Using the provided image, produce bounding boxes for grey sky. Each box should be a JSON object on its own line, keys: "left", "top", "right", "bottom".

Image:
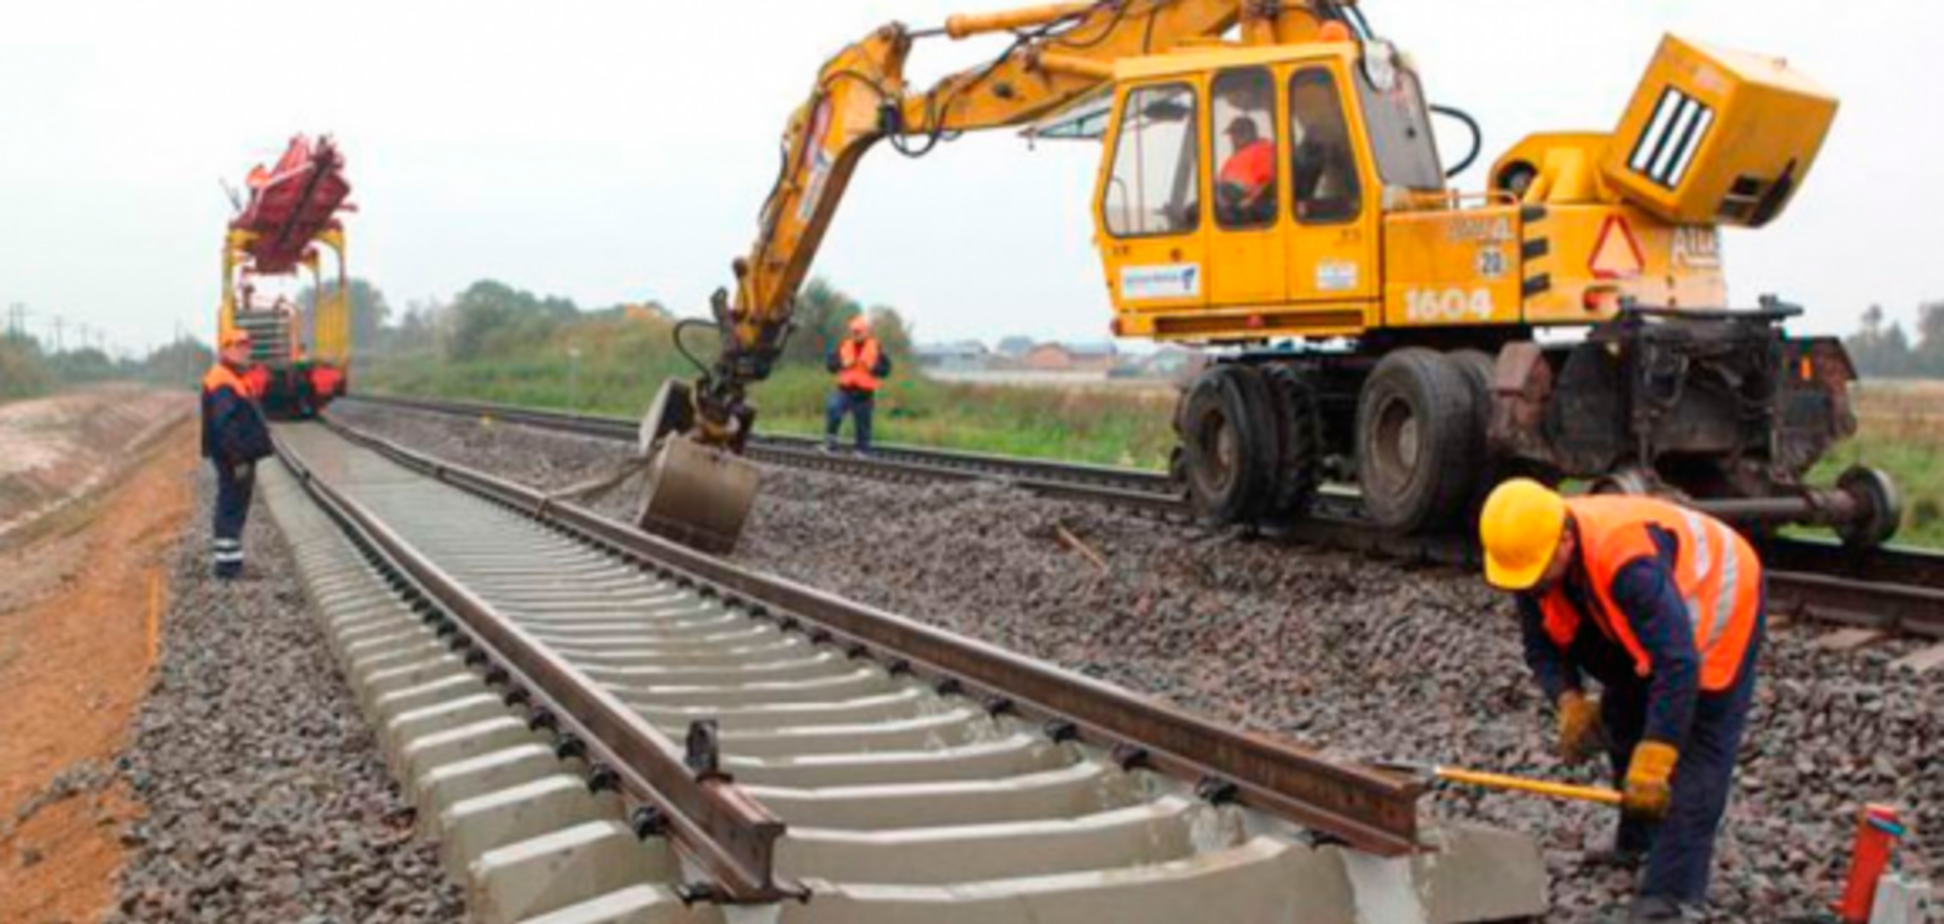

{"left": 2, "top": 1, "right": 1938, "bottom": 356}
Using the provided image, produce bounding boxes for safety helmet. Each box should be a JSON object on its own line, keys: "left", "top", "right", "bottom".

{"left": 1480, "top": 478, "right": 1568, "bottom": 591}
{"left": 848, "top": 315, "right": 871, "bottom": 336}
{"left": 220, "top": 329, "right": 253, "bottom": 348}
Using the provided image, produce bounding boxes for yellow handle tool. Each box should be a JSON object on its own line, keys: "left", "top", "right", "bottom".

{"left": 1433, "top": 766, "right": 1623, "bottom": 807}
{"left": 1376, "top": 761, "right": 1623, "bottom": 807}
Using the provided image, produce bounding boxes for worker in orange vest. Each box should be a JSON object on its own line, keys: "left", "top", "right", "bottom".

{"left": 824, "top": 314, "right": 892, "bottom": 453}
{"left": 1216, "top": 117, "right": 1276, "bottom": 226}
{"left": 1480, "top": 479, "right": 1766, "bottom": 922}
{"left": 201, "top": 329, "right": 275, "bottom": 579}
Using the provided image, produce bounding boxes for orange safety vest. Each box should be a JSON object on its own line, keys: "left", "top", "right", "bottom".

{"left": 1538, "top": 496, "right": 1763, "bottom": 692}
{"left": 202, "top": 361, "right": 260, "bottom": 401}
{"left": 1219, "top": 139, "right": 1276, "bottom": 194}
{"left": 836, "top": 337, "right": 882, "bottom": 393}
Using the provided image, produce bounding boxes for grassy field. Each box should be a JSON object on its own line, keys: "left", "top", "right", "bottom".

{"left": 360, "top": 339, "right": 1942, "bottom": 548}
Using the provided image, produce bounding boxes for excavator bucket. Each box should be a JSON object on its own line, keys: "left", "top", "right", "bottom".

{"left": 636, "top": 379, "right": 761, "bottom": 555}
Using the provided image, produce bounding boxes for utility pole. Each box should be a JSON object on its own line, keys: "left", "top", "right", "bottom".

{"left": 52, "top": 316, "right": 64, "bottom": 354}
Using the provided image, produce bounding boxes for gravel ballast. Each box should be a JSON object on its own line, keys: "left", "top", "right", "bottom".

{"left": 106, "top": 464, "right": 466, "bottom": 923}
{"left": 328, "top": 401, "right": 1941, "bottom": 922}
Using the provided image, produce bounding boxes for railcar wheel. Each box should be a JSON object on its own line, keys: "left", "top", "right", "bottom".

{"left": 1180, "top": 366, "right": 1267, "bottom": 525}
{"left": 1838, "top": 465, "right": 1902, "bottom": 550}
{"left": 1356, "top": 349, "right": 1480, "bottom": 534}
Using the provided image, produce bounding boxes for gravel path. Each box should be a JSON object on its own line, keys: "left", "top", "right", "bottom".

{"left": 105, "top": 465, "right": 466, "bottom": 923}
{"left": 329, "top": 402, "right": 1942, "bottom": 922}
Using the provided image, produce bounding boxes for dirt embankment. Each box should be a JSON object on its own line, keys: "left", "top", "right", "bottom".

{"left": 0, "top": 387, "right": 195, "bottom": 548}
{"left": 0, "top": 391, "right": 198, "bottom": 923}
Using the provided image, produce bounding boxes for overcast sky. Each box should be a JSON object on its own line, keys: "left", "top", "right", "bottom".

{"left": 2, "top": 1, "right": 1938, "bottom": 356}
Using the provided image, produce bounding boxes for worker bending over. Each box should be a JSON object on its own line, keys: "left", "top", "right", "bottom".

{"left": 201, "top": 329, "right": 275, "bottom": 579}
{"left": 824, "top": 315, "right": 891, "bottom": 453}
{"left": 1480, "top": 479, "right": 1765, "bottom": 923}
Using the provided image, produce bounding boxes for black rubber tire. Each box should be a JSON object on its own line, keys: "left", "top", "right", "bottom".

{"left": 1259, "top": 364, "right": 1323, "bottom": 522}
{"left": 1449, "top": 348, "right": 1501, "bottom": 511}
{"left": 1179, "top": 366, "right": 1267, "bottom": 525}
{"left": 1356, "top": 348, "right": 1480, "bottom": 534}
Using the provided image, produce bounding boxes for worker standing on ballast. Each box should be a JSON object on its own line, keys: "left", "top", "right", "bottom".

{"left": 201, "top": 329, "right": 275, "bottom": 580}
{"left": 1479, "top": 479, "right": 1766, "bottom": 923}
{"left": 824, "top": 314, "right": 891, "bottom": 454}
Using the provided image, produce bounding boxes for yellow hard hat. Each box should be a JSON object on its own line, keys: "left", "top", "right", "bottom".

{"left": 1480, "top": 478, "right": 1568, "bottom": 591}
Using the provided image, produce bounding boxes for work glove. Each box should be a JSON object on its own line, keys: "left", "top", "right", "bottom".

{"left": 1556, "top": 690, "right": 1604, "bottom": 766}
{"left": 1622, "top": 740, "right": 1679, "bottom": 821}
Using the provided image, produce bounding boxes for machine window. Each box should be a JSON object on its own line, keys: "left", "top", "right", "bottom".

{"left": 1211, "top": 68, "right": 1278, "bottom": 230}
{"left": 1357, "top": 65, "right": 1445, "bottom": 192}
{"left": 1103, "top": 83, "right": 1201, "bottom": 238}
{"left": 1288, "top": 69, "right": 1362, "bottom": 224}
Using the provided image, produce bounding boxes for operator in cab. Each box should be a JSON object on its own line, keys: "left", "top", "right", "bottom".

{"left": 823, "top": 314, "right": 891, "bottom": 454}
{"left": 1479, "top": 479, "right": 1765, "bottom": 923}
{"left": 201, "top": 329, "right": 275, "bottom": 580}
{"left": 1216, "top": 117, "right": 1276, "bottom": 226}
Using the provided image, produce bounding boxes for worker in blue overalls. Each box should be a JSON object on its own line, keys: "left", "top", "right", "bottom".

{"left": 200, "top": 328, "right": 274, "bottom": 579}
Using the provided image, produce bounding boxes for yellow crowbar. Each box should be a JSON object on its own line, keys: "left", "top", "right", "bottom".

{"left": 1375, "top": 760, "right": 1623, "bottom": 807}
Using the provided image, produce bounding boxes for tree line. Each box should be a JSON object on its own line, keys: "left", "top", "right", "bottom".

{"left": 1845, "top": 302, "right": 1944, "bottom": 379}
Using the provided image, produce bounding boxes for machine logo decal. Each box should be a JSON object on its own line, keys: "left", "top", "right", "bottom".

{"left": 1590, "top": 215, "right": 1646, "bottom": 280}
{"left": 1121, "top": 264, "right": 1201, "bottom": 301}
{"left": 1317, "top": 260, "right": 1360, "bottom": 292}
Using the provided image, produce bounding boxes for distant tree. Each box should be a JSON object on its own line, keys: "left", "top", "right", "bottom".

{"left": 866, "top": 305, "right": 915, "bottom": 362}
{"left": 1915, "top": 302, "right": 1944, "bottom": 377}
{"left": 139, "top": 338, "right": 215, "bottom": 388}
{"left": 782, "top": 277, "right": 863, "bottom": 367}
{"left": 0, "top": 337, "right": 53, "bottom": 399}
{"left": 1846, "top": 304, "right": 1915, "bottom": 378}
{"left": 448, "top": 280, "right": 580, "bottom": 361}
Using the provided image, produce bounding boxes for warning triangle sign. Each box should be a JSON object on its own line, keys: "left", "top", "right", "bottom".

{"left": 1590, "top": 214, "right": 1646, "bottom": 280}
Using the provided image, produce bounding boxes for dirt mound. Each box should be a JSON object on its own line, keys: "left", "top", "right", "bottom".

{"left": 0, "top": 386, "right": 194, "bottom": 546}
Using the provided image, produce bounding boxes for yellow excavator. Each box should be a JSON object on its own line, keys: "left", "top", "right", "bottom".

{"left": 638, "top": 0, "right": 1900, "bottom": 554}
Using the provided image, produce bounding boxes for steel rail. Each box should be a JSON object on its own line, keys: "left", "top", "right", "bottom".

{"left": 318, "top": 413, "right": 1429, "bottom": 856}
{"left": 274, "top": 433, "right": 798, "bottom": 902}
{"left": 337, "top": 394, "right": 1944, "bottom": 639}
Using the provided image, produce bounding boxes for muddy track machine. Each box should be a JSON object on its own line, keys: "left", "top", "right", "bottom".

{"left": 220, "top": 135, "right": 355, "bottom": 420}
{"left": 634, "top": 1, "right": 1899, "bottom": 554}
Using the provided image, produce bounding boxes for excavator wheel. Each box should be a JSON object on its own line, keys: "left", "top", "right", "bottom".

{"left": 1258, "top": 364, "right": 1323, "bottom": 523}
{"left": 1448, "top": 348, "right": 1503, "bottom": 511}
{"left": 1356, "top": 349, "right": 1480, "bottom": 535}
{"left": 1178, "top": 366, "right": 1268, "bottom": 526}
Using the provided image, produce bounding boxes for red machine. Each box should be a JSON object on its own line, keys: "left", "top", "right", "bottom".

{"left": 220, "top": 135, "right": 355, "bottom": 418}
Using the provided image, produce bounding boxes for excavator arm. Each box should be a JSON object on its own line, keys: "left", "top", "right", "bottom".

{"left": 681, "top": 0, "right": 1363, "bottom": 446}
{"left": 641, "top": 0, "right": 1364, "bottom": 553}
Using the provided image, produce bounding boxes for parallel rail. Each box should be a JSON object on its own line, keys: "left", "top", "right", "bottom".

{"left": 337, "top": 394, "right": 1944, "bottom": 642}
{"left": 282, "top": 412, "right": 1445, "bottom": 906}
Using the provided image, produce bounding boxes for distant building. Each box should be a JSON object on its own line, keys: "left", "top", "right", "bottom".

{"left": 995, "top": 336, "right": 1036, "bottom": 358}
{"left": 913, "top": 340, "right": 991, "bottom": 373}
{"left": 1023, "top": 341, "right": 1118, "bottom": 373}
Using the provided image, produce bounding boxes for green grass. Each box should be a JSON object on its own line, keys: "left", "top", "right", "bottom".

{"left": 1807, "top": 433, "right": 1944, "bottom": 549}
{"left": 359, "top": 336, "right": 1175, "bottom": 470}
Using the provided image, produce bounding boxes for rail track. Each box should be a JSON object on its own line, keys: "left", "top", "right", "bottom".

{"left": 264, "top": 417, "right": 1547, "bottom": 923}
{"left": 338, "top": 394, "right": 1944, "bottom": 651}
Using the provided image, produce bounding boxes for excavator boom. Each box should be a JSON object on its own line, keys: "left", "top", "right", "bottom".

{"left": 642, "top": 0, "right": 1363, "bottom": 551}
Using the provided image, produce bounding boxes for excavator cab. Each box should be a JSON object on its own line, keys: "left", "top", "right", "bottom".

{"left": 1096, "top": 41, "right": 1416, "bottom": 340}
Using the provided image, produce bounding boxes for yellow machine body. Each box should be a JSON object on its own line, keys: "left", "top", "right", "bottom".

{"left": 1095, "top": 35, "right": 1825, "bottom": 344}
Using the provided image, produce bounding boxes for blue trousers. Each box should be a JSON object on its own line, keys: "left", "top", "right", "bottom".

{"left": 212, "top": 460, "right": 254, "bottom": 578}
{"left": 825, "top": 389, "right": 875, "bottom": 450}
{"left": 1602, "top": 607, "right": 1764, "bottom": 905}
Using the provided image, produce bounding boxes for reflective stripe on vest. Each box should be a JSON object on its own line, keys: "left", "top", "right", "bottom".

{"left": 1538, "top": 496, "right": 1761, "bottom": 691}
{"left": 202, "top": 362, "right": 259, "bottom": 400}
{"left": 837, "top": 337, "right": 881, "bottom": 392}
